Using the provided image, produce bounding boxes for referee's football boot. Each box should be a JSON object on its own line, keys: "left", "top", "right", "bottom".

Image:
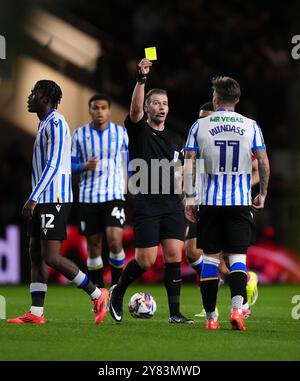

{"left": 7, "top": 311, "right": 46, "bottom": 324}
{"left": 168, "top": 312, "right": 194, "bottom": 324}
{"left": 109, "top": 284, "right": 123, "bottom": 322}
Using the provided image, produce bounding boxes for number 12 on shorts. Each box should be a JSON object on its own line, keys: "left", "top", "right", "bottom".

{"left": 215, "top": 140, "right": 239, "bottom": 172}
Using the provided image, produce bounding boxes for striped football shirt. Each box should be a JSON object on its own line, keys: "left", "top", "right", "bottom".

{"left": 71, "top": 121, "right": 128, "bottom": 203}
{"left": 30, "top": 109, "right": 73, "bottom": 204}
{"left": 185, "top": 110, "right": 266, "bottom": 206}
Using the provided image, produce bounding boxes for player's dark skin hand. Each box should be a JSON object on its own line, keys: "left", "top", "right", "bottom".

{"left": 22, "top": 200, "right": 37, "bottom": 220}
{"left": 84, "top": 157, "right": 98, "bottom": 171}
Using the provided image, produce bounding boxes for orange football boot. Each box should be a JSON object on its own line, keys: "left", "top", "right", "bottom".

{"left": 93, "top": 288, "right": 109, "bottom": 324}
{"left": 7, "top": 312, "right": 46, "bottom": 324}
{"left": 230, "top": 308, "right": 246, "bottom": 331}
{"left": 205, "top": 318, "right": 220, "bottom": 329}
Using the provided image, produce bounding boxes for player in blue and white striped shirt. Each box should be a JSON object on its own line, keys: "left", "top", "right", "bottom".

{"left": 184, "top": 76, "right": 270, "bottom": 331}
{"left": 8, "top": 81, "right": 109, "bottom": 325}
{"left": 72, "top": 94, "right": 128, "bottom": 287}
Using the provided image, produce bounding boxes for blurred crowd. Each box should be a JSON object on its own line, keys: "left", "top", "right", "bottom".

{"left": 0, "top": 135, "right": 32, "bottom": 232}
{"left": 0, "top": 0, "right": 296, "bottom": 245}
{"left": 69, "top": 0, "right": 293, "bottom": 148}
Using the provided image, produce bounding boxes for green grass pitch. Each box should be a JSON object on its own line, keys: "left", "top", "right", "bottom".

{"left": 0, "top": 284, "right": 299, "bottom": 361}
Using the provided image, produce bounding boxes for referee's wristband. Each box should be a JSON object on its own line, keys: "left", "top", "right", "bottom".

{"left": 136, "top": 68, "right": 148, "bottom": 84}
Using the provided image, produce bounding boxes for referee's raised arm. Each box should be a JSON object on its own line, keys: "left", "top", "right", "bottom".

{"left": 129, "top": 58, "right": 153, "bottom": 123}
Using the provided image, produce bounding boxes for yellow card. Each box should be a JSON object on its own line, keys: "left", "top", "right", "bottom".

{"left": 145, "top": 47, "right": 157, "bottom": 61}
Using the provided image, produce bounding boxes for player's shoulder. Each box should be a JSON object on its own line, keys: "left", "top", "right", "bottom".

{"left": 73, "top": 123, "right": 90, "bottom": 135}
{"left": 45, "top": 110, "right": 68, "bottom": 128}
{"left": 191, "top": 118, "right": 202, "bottom": 129}
{"left": 232, "top": 111, "right": 257, "bottom": 126}
{"left": 189, "top": 118, "right": 205, "bottom": 135}
{"left": 111, "top": 122, "right": 126, "bottom": 133}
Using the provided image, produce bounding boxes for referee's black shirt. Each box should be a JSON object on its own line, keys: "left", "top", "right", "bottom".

{"left": 125, "top": 114, "right": 184, "bottom": 215}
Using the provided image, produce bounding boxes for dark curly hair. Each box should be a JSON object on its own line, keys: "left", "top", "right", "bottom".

{"left": 35, "top": 80, "right": 62, "bottom": 109}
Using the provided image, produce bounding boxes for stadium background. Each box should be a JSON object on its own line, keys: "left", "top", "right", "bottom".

{"left": 1, "top": 0, "right": 300, "bottom": 285}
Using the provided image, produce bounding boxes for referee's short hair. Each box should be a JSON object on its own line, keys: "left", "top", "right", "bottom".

{"left": 88, "top": 93, "right": 112, "bottom": 108}
{"left": 145, "top": 88, "right": 167, "bottom": 105}
{"left": 212, "top": 76, "right": 241, "bottom": 103}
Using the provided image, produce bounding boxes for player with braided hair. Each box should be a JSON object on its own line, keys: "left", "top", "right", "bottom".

{"left": 7, "top": 80, "right": 109, "bottom": 325}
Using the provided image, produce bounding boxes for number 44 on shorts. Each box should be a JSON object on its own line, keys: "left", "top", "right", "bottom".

{"left": 111, "top": 207, "right": 125, "bottom": 225}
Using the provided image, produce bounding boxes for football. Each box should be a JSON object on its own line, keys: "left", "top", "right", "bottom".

{"left": 128, "top": 292, "right": 157, "bottom": 318}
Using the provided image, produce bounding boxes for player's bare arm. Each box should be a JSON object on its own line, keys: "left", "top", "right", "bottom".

{"left": 184, "top": 150, "right": 197, "bottom": 222}
{"left": 130, "top": 58, "right": 152, "bottom": 123}
{"left": 22, "top": 200, "right": 37, "bottom": 220}
{"left": 252, "top": 149, "right": 270, "bottom": 210}
{"left": 251, "top": 158, "right": 259, "bottom": 187}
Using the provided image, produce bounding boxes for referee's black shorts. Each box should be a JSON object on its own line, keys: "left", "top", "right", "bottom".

{"left": 133, "top": 211, "right": 187, "bottom": 248}
{"left": 186, "top": 222, "right": 197, "bottom": 240}
{"left": 197, "top": 205, "right": 255, "bottom": 254}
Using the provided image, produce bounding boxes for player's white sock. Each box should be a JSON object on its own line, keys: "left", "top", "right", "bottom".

{"left": 87, "top": 256, "right": 103, "bottom": 270}
{"left": 206, "top": 311, "right": 218, "bottom": 321}
{"left": 90, "top": 288, "right": 101, "bottom": 300}
{"left": 232, "top": 295, "right": 243, "bottom": 313}
{"left": 109, "top": 249, "right": 125, "bottom": 268}
{"left": 30, "top": 306, "right": 44, "bottom": 317}
{"left": 243, "top": 302, "right": 249, "bottom": 310}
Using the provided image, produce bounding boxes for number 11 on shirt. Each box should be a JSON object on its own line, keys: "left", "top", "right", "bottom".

{"left": 214, "top": 140, "right": 240, "bottom": 172}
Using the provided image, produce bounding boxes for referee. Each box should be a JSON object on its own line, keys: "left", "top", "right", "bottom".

{"left": 109, "top": 58, "right": 193, "bottom": 323}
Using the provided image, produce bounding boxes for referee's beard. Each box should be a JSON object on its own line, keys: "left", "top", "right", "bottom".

{"left": 150, "top": 114, "right": 166, "bottom": 126}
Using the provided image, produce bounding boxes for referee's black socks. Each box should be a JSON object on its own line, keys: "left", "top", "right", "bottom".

{"left": 115, "top": 259, "right": 145, "bottom": 297}
{"left": 164, "top": 262, "right": 181, "bottom": 316}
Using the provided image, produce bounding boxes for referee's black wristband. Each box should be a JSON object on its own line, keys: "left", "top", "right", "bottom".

{"left": 136, "top": 68, "right": 148, "bottom": 84}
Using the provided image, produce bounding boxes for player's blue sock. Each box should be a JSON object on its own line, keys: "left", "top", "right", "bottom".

{"left": 109, "top": 249, "right": 125, "bottom": 285}
{"left": 72, "top": 270, "right": 100, "bottom": 300}
{"left": 30, "top": 283, "right": 47, "bottom": 316}
{"left": 200, "top": 255, "right": 220, "bottom": 313}
{"left": 30, "top": 282, "right": 47, "bottom": 307}
{"left": 200, "top": 255, "right": 219, "bottom": 281}
{"left": 87, "top": 256, "right": 104, "bottom": 288}
{"left": 190, "top": 256, "right": 203, "bottom": 275}
{"left": 229, "top": 255, "right": 247, "bottom": 311}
